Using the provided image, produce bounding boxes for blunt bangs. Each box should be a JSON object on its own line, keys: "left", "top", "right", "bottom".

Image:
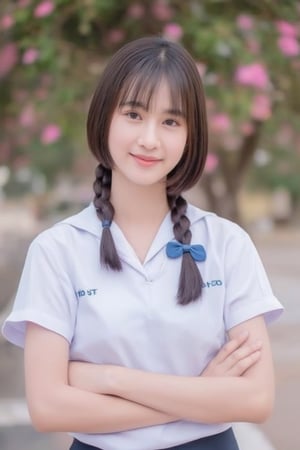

{"left": 117, "top": 63, "right": 186, "bottom": 118}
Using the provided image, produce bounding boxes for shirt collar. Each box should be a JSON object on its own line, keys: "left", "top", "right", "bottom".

{"left": 59, "top": 202, "right": 101, "bottom": 237}
{"left": 61, "top": 202, "right": 212, "bottom": 234}
{"left": 59, "top": 202, "right": 213, "bottom": 266}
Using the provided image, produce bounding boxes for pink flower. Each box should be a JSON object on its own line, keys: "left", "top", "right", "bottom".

{"left": 40, "top": 124, "right": 61, "bottom": 144}
{"left": 151, "top": 0, "right": 173, "bottom": 21}
{"left": 236, "top": 14, "right": 254, "bottom": 31}
{"left": 204, "top": 153, "right": 219, "bottom": 174}
{"left": 196, "top": 62, "right": 206, "bottom": 78}
{"left": 19, "top": 104, "right": 36, "bottom": 127}
{"left": 0, "top": 43, "right": 18, "bottom": 78}
{"left": 251, "top": 94, "right": 272, "bottom": 121}
{"left": 34, "top": 0, "right": 55, "bottom": 18}
{"left": 127, "top": 3, "right": 145, "bottom": 19}
{"left": 246, "top": 38, "right": 260, "bottom": 54}
{"left": 241, "top": 122, "right": 255, "bottom": 136}
{"left": 17, "top": 0, "right": 32, "bottom": 8}
{"left": 276, "top": 21, "right": 298, "bottom": 37}
{"left": 163, "top": 23, "right": 183, "bottom": 41}
{"left": 0, "top": 14, "right": 15, "bottom": 30}
{"left": 107, "top": 29, "right": 125, "bottom": 44}
{"left": 22, "top": 48, "right": 39, "bottom": 64}
{"left": 234, "top": 63, "right": 269, "bottom": 89}
{"left": 278, "top": 36, "right": 299, "bottom": 57}
{"left": 211, "top": 113, "right": 231, "bottom": 133}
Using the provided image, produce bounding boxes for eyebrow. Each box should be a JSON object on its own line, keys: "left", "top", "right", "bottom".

{"left": 119, "top": 100, "right": 185, "bottom": 117}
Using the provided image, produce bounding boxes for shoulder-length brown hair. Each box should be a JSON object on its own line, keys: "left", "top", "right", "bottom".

{"left": 87, "top": 36, "right": 208, "bottom": 196}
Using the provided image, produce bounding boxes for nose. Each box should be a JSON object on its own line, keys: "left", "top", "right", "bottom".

{"left": 137, "top": 122, "right": 160, "bottom": 150}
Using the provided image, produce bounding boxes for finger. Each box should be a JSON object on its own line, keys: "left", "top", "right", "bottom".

{"left": 227, "top": 340, "right": 263, "bottom": 370}
{"left": 227, "top": 350, "right": 261, "bottom": 377}
{"left": 214, "top": 331, "right": 250, "bottom": 364}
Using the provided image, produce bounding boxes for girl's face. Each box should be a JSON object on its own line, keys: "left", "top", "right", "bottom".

{"left": 108, "top": 80, "right": 187, "bottom": 189}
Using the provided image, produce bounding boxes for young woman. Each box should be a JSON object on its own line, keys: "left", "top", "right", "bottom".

{"left": 2, "top": 37, "right": 283, "bottom": 450}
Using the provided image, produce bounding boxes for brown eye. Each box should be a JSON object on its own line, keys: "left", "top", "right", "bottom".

{"left": 126, "top": 112, "right": 140, "bottom": 120}
{"left": 164, "top": 119, "right": 178, "bottom": 126}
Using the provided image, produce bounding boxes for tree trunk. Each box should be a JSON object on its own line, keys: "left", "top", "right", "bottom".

{"left": 200, "top": 120, "right": 264, "bottom": 225}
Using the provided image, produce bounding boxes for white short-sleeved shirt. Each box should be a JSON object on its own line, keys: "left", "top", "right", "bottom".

{"left": 2, "top": 203, "right": 283, "bottom": 450}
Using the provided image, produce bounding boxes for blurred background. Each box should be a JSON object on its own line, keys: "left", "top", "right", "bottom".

{"left": 0, "top": 1, "right": 299, "bottom": 449}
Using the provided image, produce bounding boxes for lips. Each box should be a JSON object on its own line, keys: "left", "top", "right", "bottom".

{"left": 131, "top": 153, "right": 161, "bottom": 162}
{"left": 130, "top": 153, "right": 162, "bottom": 166}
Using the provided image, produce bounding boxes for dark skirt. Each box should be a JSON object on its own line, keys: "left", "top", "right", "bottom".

{"left": 69, "top": 427, "right": 239, "bottom": 450}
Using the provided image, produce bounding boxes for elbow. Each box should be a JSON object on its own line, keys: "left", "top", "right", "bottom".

{"left": 248, "top": 389, "right": 274, "bottom": 424}
{"left": 28, "top": 403, "right": 56, "bottom": 432}
{"left": 31, "top": 418, "right": 52, "bottom": 433}
{"left": 255, "top": 395, "right": 274, "bottom": 424}
{"left": 27, "top": 392, "right": 65, "bottom": 432}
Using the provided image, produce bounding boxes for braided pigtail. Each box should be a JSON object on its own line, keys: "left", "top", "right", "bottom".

{"left": 93, "top": 164, "right": 122, "bottom": 271}
{"left": 168, "top": 194, "right": 203, "bottom": 305}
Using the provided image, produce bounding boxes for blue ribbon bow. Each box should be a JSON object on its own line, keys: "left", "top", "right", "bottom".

{"left": 166, "top": 240, "right": 206, "bottom": 262}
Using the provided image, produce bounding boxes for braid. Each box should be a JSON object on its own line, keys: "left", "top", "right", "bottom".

{"left": 168, "top": 194, "right": 203, "bottom": 305}
{"left": 93, "top": 164, "right": 122, "bottom": 271}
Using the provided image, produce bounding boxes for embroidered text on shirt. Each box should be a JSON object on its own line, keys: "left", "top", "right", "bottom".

{"left": 202, "top": 280, "right": 223, "bottom": 288}
{"left": 77, "top": 289, "right": 98, "bottom": 298}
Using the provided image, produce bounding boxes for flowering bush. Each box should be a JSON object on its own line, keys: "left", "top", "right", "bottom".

{"left": 0, "top": 0, "right": 300, "bottom": 221}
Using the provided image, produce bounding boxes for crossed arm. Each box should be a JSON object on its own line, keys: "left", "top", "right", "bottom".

{"left": 24, "top": 315, "right": 274, "bottom": 433}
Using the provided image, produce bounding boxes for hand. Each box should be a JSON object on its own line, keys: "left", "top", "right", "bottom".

{"left": 201, "top": 331, "right": 262, "bottom": 377}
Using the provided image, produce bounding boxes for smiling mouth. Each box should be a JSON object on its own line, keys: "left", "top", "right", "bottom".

{"left": 130, "top": 154, "right": 162, "bottom": 166}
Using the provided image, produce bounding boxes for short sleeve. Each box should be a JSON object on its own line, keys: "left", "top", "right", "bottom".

{"left": 224, "top": 231, "right": 283, "bottom": 331}
{"left": 2, "top": 231, "right": 78, "bottom": 347}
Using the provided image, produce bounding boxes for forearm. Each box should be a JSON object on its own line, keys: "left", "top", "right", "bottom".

{"left": 68, "top": 326, "right": 272, "bottom": 426}
{"left": 25, "top": 324, "right": 177, "bottom": 433}
{"left": 109, "top": 367, "right": 273, "bottom": 424}
{"left": 28, "top": 384, "right": 177, "bottom": 433}
{"left": 106, "top": 318, "right": 275, "bottom": 424}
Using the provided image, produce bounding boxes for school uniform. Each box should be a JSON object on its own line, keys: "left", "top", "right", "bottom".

{"left": 2, "top": 203, "right": 283, "bottom": 450}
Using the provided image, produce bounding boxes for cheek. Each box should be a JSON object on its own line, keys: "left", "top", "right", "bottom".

{"left": 108, "top": 120, "right": 123, "bottom": 154}
{"left": 109, "top": 118, "right": 133, "bottom": 148}
{"left": 172, "top": 132, "right": 187, "bottom": 158}
{"left": 181, "top": 133, "right": 188, "bottom": 150}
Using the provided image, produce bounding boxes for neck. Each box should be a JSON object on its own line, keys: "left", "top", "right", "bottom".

{"left": 110, "top": 172, "right": 169, "bottom": 225}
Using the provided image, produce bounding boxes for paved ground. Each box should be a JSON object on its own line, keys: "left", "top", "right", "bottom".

{"left": 0, "top": 204, "right": 299, "bottom": 450}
